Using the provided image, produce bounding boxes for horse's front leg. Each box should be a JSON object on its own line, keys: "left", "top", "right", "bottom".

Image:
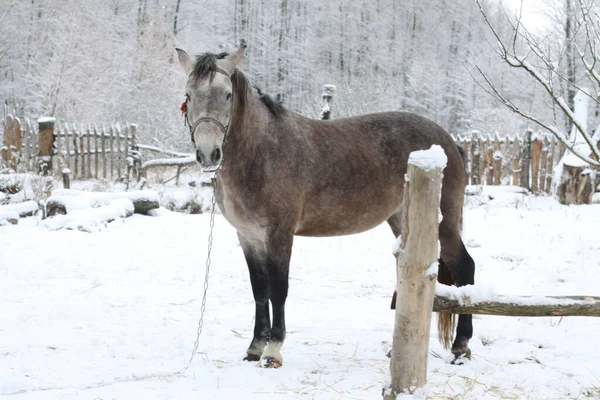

{"left": 261, "top": 232, "right": 292, "bottom": 368}
{"left": 238, "top": 234, "right": 270, "bottom": 362}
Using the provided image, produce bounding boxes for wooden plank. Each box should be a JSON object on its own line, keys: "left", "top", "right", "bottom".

{"left": 520, "top": 129, "right": 533, "bottom": 191}
{"left": 4, "top": 115, "right": 13, "bottom": 167}
{"left": 116, "top": 123, "right": 122, "bottom": 180}
{"left": 23, "top": 118, "right": 31, "bottom": 169}
{"left": 485, "top": 134, "right": 493, "bottom": 185}
{"left": 470, "top": 131, "right": 480, "bottom": 185}
{"left": 64, "top": 123, "right": 72, "bottom": 173}
{"left": 110, "top": 124, "right": 114, "bottom": 180}
{"left": 102, "top": 124, "right": 107, "bottom": 179}
{"left": 546, "top": 136, "right": 556, "bottom": 193}
{"left": 493, "top": 133, "right": 502, "bottom": 185}
{"left": 94, "top": 124, "right": 99, "bottom": 179}
{"left": 86, "top": 125, "right": 92, "bottom": 179}
{"left": 512, "top": 137, "right": 521, "bottom": 186}
{"left": 73, "top": 124, "right": 79, "bottom": 178}
{"left": 13, "top": 117, "right": 22, "bottom": 168}
{"left": 539, "top": 136, "right": 549, "bottom": 193}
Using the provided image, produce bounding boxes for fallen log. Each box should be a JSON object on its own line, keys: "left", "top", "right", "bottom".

{"left": 433, "top": 289, "right": 600, "bottom": 317}
{"left": 0, "top": 201, "right": 40, "bottom": 225}
{"left": 43, "top": 198, "right": 134, "bottom": 232}
{"left": 47, "top": 189, "right": 159, "bottom": 215}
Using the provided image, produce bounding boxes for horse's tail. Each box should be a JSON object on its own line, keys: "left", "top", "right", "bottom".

{"left": 437, "top": 260, "right": 456, "bottom": 349}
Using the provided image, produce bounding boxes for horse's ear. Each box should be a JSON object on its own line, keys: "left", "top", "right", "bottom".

{"left": 176, "top": 48, "right": 193, "bottom": 75}
{"left": 223, "top": 40, "right": 247, "bottom": 74}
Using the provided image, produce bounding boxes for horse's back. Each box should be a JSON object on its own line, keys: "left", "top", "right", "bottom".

{"left": 291, "top": 111, "right": 466, "bottom": 237}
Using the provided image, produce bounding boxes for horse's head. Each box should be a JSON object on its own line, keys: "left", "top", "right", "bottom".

{"left": 176, "top": 42, "right": 246, "bottom": 172}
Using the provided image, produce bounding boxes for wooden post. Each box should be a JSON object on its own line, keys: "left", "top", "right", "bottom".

{"left": 546, "top": 136, "right": 556, "bottom": 193}
{"left": 493, "top": 134, "right": 502, "bottom": 185}
{"left": 62, "top": 168, "right": 71, "bottom": 189}
{"left": 539, "top": 136, "right": 549, "bottom": 193}
{"left": 73, "top": 125, "right": 80, "bottom": 179}
{"left": 23, "top": 119, "right": 31, "bottom": 170}
{"left": 3, "top": 115, "right": 13, "bottom": 167}
{"left": 531, "top": 134, "right": 542, "bottom": 194}
{"left": 116, "top": 123, "right": 122, "bottom": 180}
{"left": 385, "top": 146, "right": 445, "bottom": 399}
{"left": 512, "top": 137, "right": 521, "bottom": 186}
{"left": 12, "top": 117, "right": 22, "bottom": 168}
{"left": 320, "top": 84, "right": 335, "bottom": 120}
{"left": 130, "top": 123, "right": 140, "bottom": 181}
{"left": 502, "top": 136, "right": 512, "bottom": 183}
{"left": 110, "top": 124, "right": 115, "bottom": 180}
{"left": 485, "top": 135, "right": 493, "bottom": 185}
{"left": 470, "top": 131, "right": 480, "bottom": 185}
{"left": 86, "top": 125, "right": 92, "bottom": 179}
{"left": 94, "top": 124, "right": 99, "bottom": 179}
{"left": 520, "top": 129, "right": 533, "bottom": 191}
{"left": 64, "top": 123, "right": 71, "bottom": 174}
{"left": 102, "top": 124, "right": 107, "bottom": 179}
{"left": 37, "top": 117, "right": 56, "bottom": 175}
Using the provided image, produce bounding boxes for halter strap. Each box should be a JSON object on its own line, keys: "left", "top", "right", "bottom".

{"left": 185, "top": 67, "right": 231, "bottom": 144}
{"left": 190, "top": 116, "right": 228, "bottom": 136}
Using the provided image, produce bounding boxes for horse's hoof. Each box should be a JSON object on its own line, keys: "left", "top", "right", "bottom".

{"left": 261, "top": 357, "right": 282, "bottom": 368}
{"left": 450, "top": 347, "right": 471, "bottom": 365}
{"left": 243, "top": 353, "right": 261, "bottom": 362}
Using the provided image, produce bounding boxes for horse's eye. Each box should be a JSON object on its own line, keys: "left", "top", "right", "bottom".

{"left": 226, "top": 93, "right": 232, "bottom": 101}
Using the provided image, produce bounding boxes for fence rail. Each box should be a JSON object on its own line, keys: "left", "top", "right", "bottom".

{"left": 2, "top": 115, "right": 567, "bottom": 193}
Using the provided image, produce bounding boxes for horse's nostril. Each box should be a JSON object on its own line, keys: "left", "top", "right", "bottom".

{"left": 211, "top": 148, "right": 222, "bottom": 164}
{"left": 196, "top": 150, "right": 203, "bottom": 164}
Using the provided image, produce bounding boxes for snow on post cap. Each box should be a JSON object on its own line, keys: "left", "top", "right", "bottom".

{"left": 37, "top": 117, "right": 56, "bottom": 124}
{"left": 407, "top": 145, "right": 447, "bottom": 171}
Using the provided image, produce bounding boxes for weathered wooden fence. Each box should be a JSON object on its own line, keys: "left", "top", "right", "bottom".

{"left": 2, "top": 113, "right": 566, "bottom": 193}
{"left": 453, "top": 130, "right": 564, "bottom": 194}
{"left": 1, "top": 115, "right": 142, "bottom": 183}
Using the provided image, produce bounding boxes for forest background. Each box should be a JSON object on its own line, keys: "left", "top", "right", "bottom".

{"left": 0, "top": 0, "right": 588, "bottom": 151}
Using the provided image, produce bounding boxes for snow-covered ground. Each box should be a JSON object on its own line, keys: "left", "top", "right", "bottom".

{"left": 2, "top": 186, "right": 600, "bottom": 399}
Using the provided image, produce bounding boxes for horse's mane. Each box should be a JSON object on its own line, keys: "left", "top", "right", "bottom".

{"left": 191, "top": 52, "right": 287, "bottom": 118}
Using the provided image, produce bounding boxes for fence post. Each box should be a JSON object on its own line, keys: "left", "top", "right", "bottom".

{"left": 62, "top": 168, "right": 71, "bottom": 189}
{"left": 531, "top": 134, "right": 542, "bottom": 193}
{"left": 384, "top": 146, "right": 445, "bottom": 399}
{"left": 493, "top": 134, "right": 502, "bottom": 185}
{"left": 470, "top": 131, "right": 480, "bottom": 185}
{"left": 37, "top": 117, "right": 56, "bottom": 175}
{"left": 320, "top": 84, "right": 335, "bottom": 120}
{"left": 520, "top": 129, "right": 533, "bottom": 191}
{"left": 3, "top": 115, "right": 13, "bottom": 168}
{"left": 546, "top": 136, "right": 556, "bottom": 193}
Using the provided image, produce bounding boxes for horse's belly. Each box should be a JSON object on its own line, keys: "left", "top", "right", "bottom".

{"left": 294, "top": 194, "right": 401, "bottom": 237}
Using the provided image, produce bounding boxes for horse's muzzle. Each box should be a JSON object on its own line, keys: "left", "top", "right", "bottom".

{"left": 196, "top": 148, "right": 222, "bottom": 172}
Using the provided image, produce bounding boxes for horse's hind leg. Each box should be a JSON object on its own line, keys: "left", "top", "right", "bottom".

{"left": 238, "top": 233, "right": 270, "bottom": 362}
{"left": 438, "top": 220, "right": 475, "bottom": 360}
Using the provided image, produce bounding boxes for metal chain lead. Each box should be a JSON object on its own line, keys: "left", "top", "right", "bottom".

{"left": 176, "top": 172, "right": 219, "bottom": 375}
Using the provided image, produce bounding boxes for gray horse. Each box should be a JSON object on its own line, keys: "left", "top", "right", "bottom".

{"left": 176, "top": 42, "right": 475, "bottom": 368}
